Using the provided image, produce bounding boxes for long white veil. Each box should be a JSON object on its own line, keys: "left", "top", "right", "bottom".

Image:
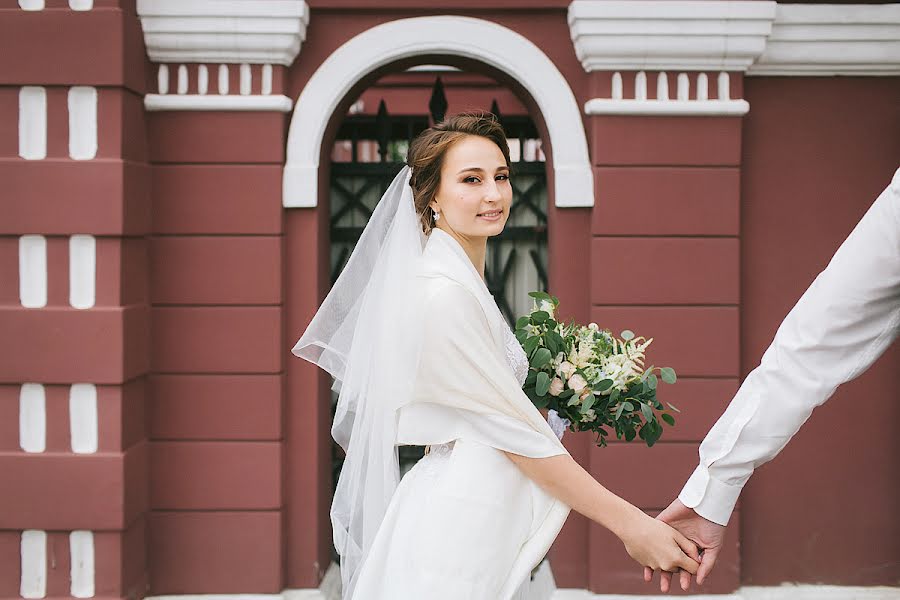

{"left": 291, "top": 164, "right": 428, "bottom": 599}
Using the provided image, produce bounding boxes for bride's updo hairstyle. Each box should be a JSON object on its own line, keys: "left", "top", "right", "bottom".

{"left": 406, "top": 111, "right": 512, "bottom": 234}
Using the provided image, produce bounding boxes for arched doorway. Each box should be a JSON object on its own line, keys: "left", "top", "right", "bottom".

{"left": 283, "top": 14, "right": 595, "bottom": 591}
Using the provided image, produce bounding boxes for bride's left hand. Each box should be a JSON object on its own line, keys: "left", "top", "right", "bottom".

{"left": 642, "top": 499, "right": 726, "bottom": 592}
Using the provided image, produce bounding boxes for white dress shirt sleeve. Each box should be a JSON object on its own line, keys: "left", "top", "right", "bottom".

{"left": 679, "top": 167, "right": 900, "bottom": 526}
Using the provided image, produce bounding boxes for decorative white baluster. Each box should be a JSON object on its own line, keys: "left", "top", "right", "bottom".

{"left": 718, "top": 71, "right": 731, "bottom": 100}
{"left": 18, "top": 0, "right": 45, "bottom": 10}
{"left": 69, "top": 0, "right": 93, "bottom": 9}
{"left": 677, "top": 73, "right": 689, "bottom": 101}
{"left": 177, "top": 65, "right": 188, "bottom": 95}
{"left": 611, "top": 72, "right": 623, "bottom": 100}
{"left": 656, "top": 72, "right": 669, "bottom": 101}
{"left": 635, "top": 71, "right": 647, "bottom": 101}
{"left": 218, "top": 64, "right": 229, "bottom": 95}
{"left": 240, "top": 63, "right": 251, "bottom": 95}
{"left": 198, "top": 65, "right": 209, "bottom": 95}
{"left": 697, "top": 73, "right": 709, "bottom": 101}
{"left": 158, "top": 65, "right": 169, "bottom": 95}
{"left": 261, "top": 64, "right": 273, "bottom": 95}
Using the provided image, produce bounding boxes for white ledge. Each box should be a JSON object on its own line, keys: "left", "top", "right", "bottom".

{"left": 748, "top": 4, "right": 900, "bottom": 76}
{"left": 144, "top": 94, "right": 293, "bottom": 112}
{"left": 585, "top": 98, "right": 749, "bottom": 116}
{"left": 568, "top": 0, "right": 776, "bottom": 72}
{"left": 137, "top": 0, "right": 310, "bottom": 66}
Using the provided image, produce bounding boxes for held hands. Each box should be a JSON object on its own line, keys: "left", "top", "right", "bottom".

{"left": 642, "top": 499, "right": 727, "bottom": 592}
{"left": 618, "top": 508, "right": 702, "bottom": 576}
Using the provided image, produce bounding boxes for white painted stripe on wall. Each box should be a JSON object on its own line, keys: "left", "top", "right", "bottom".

{"left": 70, "top": 531, "right": 95, "bottom": 597}
{"left": 19, "top": 235, "right": 47, "bottom": 308}
{"left": 19, "top": 87, "right": 47, "bottom": 160}
{"left": 218, "top": 64, "right": 229, "bottom": 95}
{"left": 240, "top": 63, "right": 252, "bottom": 95}
{"left": 69, "top": 234, "right": 96, "bottom": 309}
{"left": 20, "top": 530, "right": 47, "bottom": 599}
{"left": 19, "top": 383, "right": 46, "bottom": 453}
{"left": 18, "top": 0, "right": 44, "bottom": 9}
{"left": 69, "top": 0, "right": 93, "bottom": 9}
{"left": 69, "top": 384, "right": 98, "bottom": 454}
{"left": 262, "top": 64, "right": 273, "bottom": 95}
{"left": 68, "top": 86, "right": 98, "bottom": 160}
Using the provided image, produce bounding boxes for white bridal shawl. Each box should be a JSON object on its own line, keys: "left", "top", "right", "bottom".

{"left": 292, "top": 165, "right": 570, "bottom": 599}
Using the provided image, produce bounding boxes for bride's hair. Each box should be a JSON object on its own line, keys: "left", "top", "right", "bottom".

{"left": 406, "top": 110, "right": 512, "bottom": 234}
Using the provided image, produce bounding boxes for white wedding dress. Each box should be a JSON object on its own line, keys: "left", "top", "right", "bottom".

{"left": 349, "top": 228, "right": 573, "bottom": 600}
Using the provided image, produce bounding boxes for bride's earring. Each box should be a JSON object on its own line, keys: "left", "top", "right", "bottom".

{"left": 433, "top": 208, "right": 441, "bottom": 222}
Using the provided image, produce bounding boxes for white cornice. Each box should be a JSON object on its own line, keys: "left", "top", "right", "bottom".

{"left": 569, "top": 1, "right": 900, "bottom": 76}
{"left": 568, "top": 0, "right": 777, "bottom": 72}
{"left": 748, "top": 4, "right": 900, "bottom": 76}
{"left": 144, "top": 94, "right": 293, "bottom": 112}
{"left": 136, "top": 0, "right": 310, "bottom": 66}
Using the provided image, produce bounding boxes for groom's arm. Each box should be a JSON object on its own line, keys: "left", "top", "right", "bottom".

{"left": 680, "top": 168, "right": 900, "bottom": 527}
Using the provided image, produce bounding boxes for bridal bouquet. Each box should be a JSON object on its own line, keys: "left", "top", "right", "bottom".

{"left": 516, "top": 291, "right": 679, "bottom": 448}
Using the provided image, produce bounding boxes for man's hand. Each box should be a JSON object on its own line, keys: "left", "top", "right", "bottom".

{"left": 642, "top": 499, "right": 726, "bottom": 592}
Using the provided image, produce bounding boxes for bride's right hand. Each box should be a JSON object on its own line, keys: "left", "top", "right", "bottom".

{"left": 618, "top": 509, "right": 701, "bottom": 574}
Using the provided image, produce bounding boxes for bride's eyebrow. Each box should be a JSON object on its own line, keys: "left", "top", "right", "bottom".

{"left": 457, "top": 166, "right": 510, "bottom": 175}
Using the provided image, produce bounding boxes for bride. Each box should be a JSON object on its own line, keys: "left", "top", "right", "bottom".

{"left": 292, "top": 112, "right": 700, "bottom": 600}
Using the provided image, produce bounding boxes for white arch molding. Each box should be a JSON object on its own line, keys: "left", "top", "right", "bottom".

{"left": 282, "top": 15, "right": 594, "bottom": 208}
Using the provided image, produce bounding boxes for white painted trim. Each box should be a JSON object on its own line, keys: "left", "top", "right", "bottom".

{"left": 283, "top": 15, "right": 594, "bottom": 208}
{"left": 19, "top": 235, "right": 47, "bottom": 309}
{"left": 19, "top": 86, "right": 47, "bottom": 160}
{"left": 69, "top": 0, "right": 93, "bottom": 10}
{"left": 69, "top": 383, "right": 98, "bottom": 454}
{"left": 69, "top": 234, "right": 96, "bottom": 309}
{"left": 68, "top": 86, "right": 98, "bottom": 160}
{"left": 569, "top": 1, "right": 900, "bottom": 77}
{"left": 18, "top": 0, "right": 44, "bottom": 9}
{"left": 748, "top": 4, "right": 900, "bottom": 76}
{"left": 20, "top": 530, "right": 47, "bottom": 599}
{"left": 69, "top": 531, "right": 95, "bottom": 597}
{"left": 136, "top": 0, "right": 310, "bottom": 66}
{"left": 568, "top": 0, "right": 776, "bottom": 72}
{"left": 144, "top": 94, "right": 293, "bottom": 112}
{"left": 19, "top": 383, "right": 46, "bottom": 453}
{"left": 585, "top": 98, "right": 749, "bottom": 116}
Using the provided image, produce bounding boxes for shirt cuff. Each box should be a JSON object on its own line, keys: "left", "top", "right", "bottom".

{"left": 678, "top": 463, "right": 743, "bottom": 527}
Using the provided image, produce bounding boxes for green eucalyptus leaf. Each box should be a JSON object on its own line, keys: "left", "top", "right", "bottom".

{"left": 532, "top": 311, "right": 550, "bottom": 324}
{"left": 531, "top": 347, "right": 553, "bottom": 369}
{"left": 647, "top": 374, "right": 658, "bottom": 390}
{"left": 660, "top": 367, "right": 677, "bottom": 384}
{"left": 596, "top": 379, "right": 614, "bottom": 391}
{"left": 535, "top": 371, "right": 551, "bottom": 396}
{"left": 516, "top": 316, "right": 531, "bottom": 330}
{"left": 640, "top": 402, "right": 654, "bottom": 423}
{"left": 528, "top": 291, "right": 552, "bottom": 301}
{"left": 661, "top": 413, "right": 676, "bottom": 426}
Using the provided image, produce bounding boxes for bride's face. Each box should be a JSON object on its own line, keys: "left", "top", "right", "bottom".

{"left": 430, "top": 135, "right": 512, "bottom": 239}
